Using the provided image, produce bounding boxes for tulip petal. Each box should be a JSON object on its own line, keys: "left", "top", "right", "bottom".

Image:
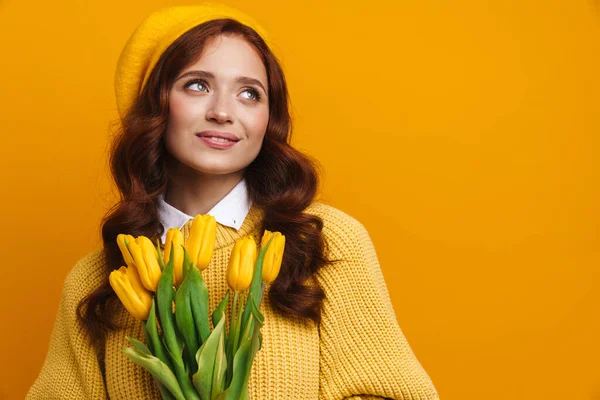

{"left": 185, "top": 215, "right": 204, "bottom": 266}
{"left": 109, "top": 268, "right": 151, "bottom": 321}
{"left": 137, "top": 236, "right": 162, "bottom": 291}
{"left": 117, "top": 234, "right": 135, "bottom": 267}
{"left": 164, "top": 228, "right": 184, "bottom": 286}
{"left": 262, "top": 233, "right": 285, "bottom": 284}
{"left": 128, "top": 237, "right": 154, "bottom": 292}
{"left": 226, "top": 239, "right": 242, "bottom": 291}
{"left": 227, "top": 236, "right": 256, "bottom": 292}
{"left": 197, "top": 216, "right": 217, "bottom": 270}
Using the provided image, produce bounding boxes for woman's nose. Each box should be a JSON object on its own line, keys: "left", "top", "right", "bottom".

{"left": 205, "top": 93, "right": 233, "bottom": 124}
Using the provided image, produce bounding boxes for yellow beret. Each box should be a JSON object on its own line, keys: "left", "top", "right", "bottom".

{"left": 114, "top": 3, "right": 276, "bottom": 121}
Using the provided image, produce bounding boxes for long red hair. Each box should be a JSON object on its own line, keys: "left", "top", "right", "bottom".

{"left": 77, "top": 18, "right": 340, "bottom": 347}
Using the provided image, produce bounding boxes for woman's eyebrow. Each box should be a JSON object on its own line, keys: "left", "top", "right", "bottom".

{"left": 177, "top": 70, "right": 267, "bottom": 93}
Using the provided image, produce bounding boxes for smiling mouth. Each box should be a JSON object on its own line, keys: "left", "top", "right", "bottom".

{"left": 197, "top": 135, "right": 239, "bottom": 149}
{"left": 195, "top": 131, "right": 240, "bottom": 142}
{"left": 205, "top": 137, "right": 236, "bottom": 143}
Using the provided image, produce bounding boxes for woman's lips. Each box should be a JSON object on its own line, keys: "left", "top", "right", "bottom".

{"left": 198, "top": 136, "right": 238, "bottom": 149}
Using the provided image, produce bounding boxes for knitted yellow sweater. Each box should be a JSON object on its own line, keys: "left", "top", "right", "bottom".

{"left": 27, "top": 202, "right": 439, "bottom": 400}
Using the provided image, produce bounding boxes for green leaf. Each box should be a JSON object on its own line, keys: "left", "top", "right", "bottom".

{"left": 225, "top": 292, "right": 240, "bottom": 385}
{"left": 158, "top": 248, "right": 200, "bottom": 399}
{"left": 182, "top": 245, "right": 193, "bottom": 283}
{"left": 157, "top": 246, "right": 181, "bottom": 360}
{"left": 231, "top": 292, "right": 246, "bottom": 358}
{"left": 246, "top": 294, "right": 265, "bottom": 327}
{"left": 212, "top": 291, "right": 230, "bottom": 331}
{"left": 258, "top": 330, "right": 263, "bottom": 352}
{"left": 193, "top": 316, "right": 227, "bottom": 400}
{"left": 156, "top": 239, "right": 166, "bottom": 271}
{"left": 211, "top": 325, "right": 228, "bottom": 399}
{"left": 164, "top": 344, "right": 201, "bottom": 400}
{"left": 122, "top": 347, "right": 186, "bottom": 400}
{"left": 221, "top": 331, "right": 260, "bottom": 400}
{"left": 251, "top": 235, "right": 273, "bottom": 308}
{"left": 156, "top": 382, "right": 177, "bottom": 400}
{"left": 222, "top": 293, "right": 264, "bottom": 399}
{"left": 188, "top": 265, "right": 211, "bottom": 344}
{"left": 126, "top": 336, "right": 151, "bottom": 355}
{"left": 175, "top": 271, "right": 199, "bottom": 373}
{"left": 239, "top": 236, "right": 272, "bottom": 337}
{"left": 144, "top": 327, "right": 154, "bottom": 355}
{"left": 239, "top": 318, "right": 254, "bottom": 351}
{"left": 240, "top": 295, "right": 265, "bottom": 346}
{"left": 146, "top": 298, "right": 174, "bottom": 370}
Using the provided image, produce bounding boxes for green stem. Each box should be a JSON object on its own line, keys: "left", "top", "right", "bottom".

{"left": 232, "top": 294, "right": 245, "bottom": 356}
{"left": 230, "top": 291, "right": 239, "bottom": 341}
{"left": 172, "top": 358, "right": 200, "bottom": 400}
{"left": 226, "top": 290, "right": 239, "bottom": 385}
{"left": 258, "top": 283, "right": 266, "bottom": 307}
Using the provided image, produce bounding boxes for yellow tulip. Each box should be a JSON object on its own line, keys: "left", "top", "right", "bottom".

{"left": 261, "top": 230, "right": 286, "bottom": 284}
{"left": 126, "top": 236, "right": 162, "bottom": 292}
{"left": 116, "top": 233, "right": 136, "bottom": 267}
{"left": 164, "top": 228, "right": 184, "bottom": 286}
{"left": 227, "top": 236, "right": 257, "bottom": 292}
{"left": 185, "top": 214, "right": 217, "bottom": 271}
{"left": 109, "top": 265, "right": 152, "bottom": 321}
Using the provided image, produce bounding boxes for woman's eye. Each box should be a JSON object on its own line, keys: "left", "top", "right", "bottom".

{"left": 241, "top": 88, "right": 261, "bottom": 101}
{"left": 184, "top": 80, "right": 208, "bottom": 92}
{"left": 182, "top": 80, "right": 260, "bottom": 101}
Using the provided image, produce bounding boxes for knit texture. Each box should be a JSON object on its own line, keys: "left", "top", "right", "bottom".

{"left": 26, "top": 202, "right": 439, "bottom": 399}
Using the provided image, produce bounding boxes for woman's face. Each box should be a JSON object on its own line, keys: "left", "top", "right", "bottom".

{"left": 165, "top": 34, "right": 269, "bottom": 177}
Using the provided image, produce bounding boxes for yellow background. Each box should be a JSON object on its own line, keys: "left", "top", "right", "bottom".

{"left": 1, "top": 0, "right": 598, "bottom": 399}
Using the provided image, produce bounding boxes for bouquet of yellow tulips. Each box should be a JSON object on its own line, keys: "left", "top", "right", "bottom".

{"left": 108, "top": 214, "right": 285, "bottom": 400}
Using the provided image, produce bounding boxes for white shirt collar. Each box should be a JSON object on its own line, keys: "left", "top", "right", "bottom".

{"left": 157, "top": 178, "right": 252, "bottom": 244}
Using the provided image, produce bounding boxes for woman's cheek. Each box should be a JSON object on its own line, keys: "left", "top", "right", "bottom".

{"left": 170, "top": 94, "right": 205, "bottom": 127}
{"left": 247, "top": 108, "right": 269, "bottom": 138}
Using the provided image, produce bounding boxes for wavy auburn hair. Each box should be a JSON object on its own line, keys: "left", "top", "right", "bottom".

{"left": 77, "top": 18, "right": 339, "bottom": 347}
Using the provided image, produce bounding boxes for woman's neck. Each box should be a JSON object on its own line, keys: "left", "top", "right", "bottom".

{"left": 164, "top": 168, "right": 244, "bottom": 216}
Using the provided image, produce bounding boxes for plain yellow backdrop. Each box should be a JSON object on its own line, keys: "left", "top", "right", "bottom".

{"left": 1, "top": 0, "right": 598, "bottom": 399}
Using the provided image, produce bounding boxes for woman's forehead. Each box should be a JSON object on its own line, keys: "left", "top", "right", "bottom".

{"left": 180, "top": 35, "right": 268, "bottom": 85}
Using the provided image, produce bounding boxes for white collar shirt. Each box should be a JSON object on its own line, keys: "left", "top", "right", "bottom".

{"left": 156, "top": 178, "right": 252, "bottom": 244}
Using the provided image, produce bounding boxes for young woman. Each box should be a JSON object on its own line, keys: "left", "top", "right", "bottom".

{"left": 27, "top": 4, "right": 439, "bottom": 399}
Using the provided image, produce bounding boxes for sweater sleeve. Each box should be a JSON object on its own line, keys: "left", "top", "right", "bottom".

{"left": 316, "top": 209, "right": 439, "bottom": 400}
{"left": 26, "top": 250, "right": 109, "bottom": 400}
